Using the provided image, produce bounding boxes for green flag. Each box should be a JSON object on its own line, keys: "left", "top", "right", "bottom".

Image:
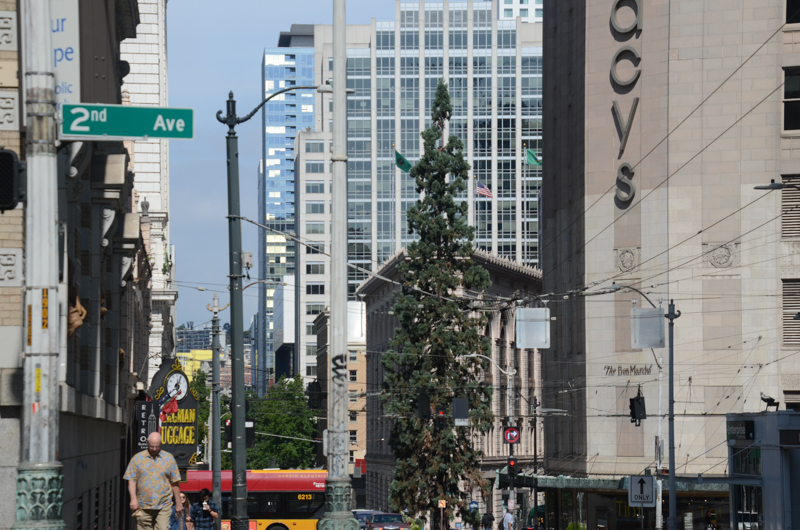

{"left": 395, "top": 150, "right": 413, "bottom": 172}
{"left": 526, "top": 149, "right": 542, "bottom": 166}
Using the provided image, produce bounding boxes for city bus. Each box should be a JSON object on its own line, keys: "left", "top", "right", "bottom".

{"left": 183, "top": 469, "right": 326, "bottom": 530}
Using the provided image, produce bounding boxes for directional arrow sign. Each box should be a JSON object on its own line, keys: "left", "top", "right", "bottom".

{"left": 628, "top": 475, "right": 655, "bottom": 507}
{"left": 60, "top": 104, "right": 194, "bottom": 141}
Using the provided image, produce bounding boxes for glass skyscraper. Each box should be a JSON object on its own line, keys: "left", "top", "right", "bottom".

{"left": 256, "top": 44, "right": 316, "bottom": 394}
{"left": 259, "top": 3, "right": 544, "bottom": 392}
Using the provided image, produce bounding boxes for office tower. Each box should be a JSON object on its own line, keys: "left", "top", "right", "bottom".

{"left": 279, "top": 0, "right": 542, "bottom": 388}
{"left": 256, "top": 26, "right": 316, "bottom": 393}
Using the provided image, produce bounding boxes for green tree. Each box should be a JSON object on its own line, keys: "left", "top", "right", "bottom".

{"left": 383, "top": 80, "right": 493, "bottom": 528}
{"left": 246, "top": 374, "right": 318, "bottom": 469}
{"left": 190, "top": 369, "right": 210, "bottom": 453}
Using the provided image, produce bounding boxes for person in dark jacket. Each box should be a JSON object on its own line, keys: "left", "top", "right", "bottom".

{"left": 481, "top": 511, "right": 495, "bottom": 530}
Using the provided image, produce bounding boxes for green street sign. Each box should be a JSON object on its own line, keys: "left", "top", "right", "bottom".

{"left": 60, "top": 103, "right": 194, "bottom": 141}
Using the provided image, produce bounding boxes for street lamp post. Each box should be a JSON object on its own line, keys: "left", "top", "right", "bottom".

{"left": 465, "top": 353, "right": 517, "bottom": 525}
{"left": 216, "top": 84, "right": 331, "bottom": 530}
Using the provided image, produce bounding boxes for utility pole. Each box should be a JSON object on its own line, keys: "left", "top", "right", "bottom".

{"left": 507, "top": 363, "right": 515, "bottom": 530}
{"left": 208, "top": 294, "right": 229, "bottom": 530}
{"left": 666, "top": 301, "right": 680, "bottom": 530}
{"left": 531, "top": 396, "right": 538, "bottom": 529}
{"left": 316, "top": 1, "right": 358, "bottom": 530}
{"left": 14, "top": 0, "right": 65, "bottom": 527}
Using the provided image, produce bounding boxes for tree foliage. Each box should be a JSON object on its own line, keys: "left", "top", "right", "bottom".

{"left": 190, "top": 369, "right": 210, "bottom": 450}
{"left": 246, "top": 374, "right": 318, "bottom": 470}
{"left": 383, "top": 80, "right": 493, "bottom": 528}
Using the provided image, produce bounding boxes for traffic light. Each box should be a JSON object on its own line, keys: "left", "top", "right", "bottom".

{"left": 0, "top": 149, "right": 24, "bottom": 212}
{"left": 224, "top": 419, "right": 232, "bottom": 448}
{"left": 435, "top": 409, "right": 446, "bottom": 431}
{"left": 507, "top": 456, "right": 517, "bottom": 479}
{"left": 629, "top": 388, "right": 647, "bottom": 427}
{"left": 418, "top": 392, "right": 431, "bottom": 420}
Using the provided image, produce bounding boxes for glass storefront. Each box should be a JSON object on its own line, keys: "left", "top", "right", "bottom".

{"left": 539, "top": 488, "right": 729, "bottom": 530}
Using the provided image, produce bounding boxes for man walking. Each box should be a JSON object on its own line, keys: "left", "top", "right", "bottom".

{"left": 125, "top": 432, "right": 183, "bottom": 529}
{"left": 481, "top": 511, "right": 495, "bottom": 530}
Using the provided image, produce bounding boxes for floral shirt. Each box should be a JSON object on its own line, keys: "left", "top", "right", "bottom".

{"left": 123, "top": 449, "right": 181, "bottom": 510}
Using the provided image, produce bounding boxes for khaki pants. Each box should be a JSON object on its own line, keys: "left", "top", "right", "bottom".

{"left": 136, "top": 507, "right": 172, "bottom": 530}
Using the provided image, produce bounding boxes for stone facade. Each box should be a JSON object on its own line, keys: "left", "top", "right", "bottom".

{"left": 541, "top": 0, "right": 800, "bottom": 506}
{"left": 120, "top": 0, "right": 177, "bottom": 381}
{"left": 314, "top": 304, "right": 368, "bottom": 477}
{"left": 0, "top": 1, "right": 157, "bottom": 528}
{"left": 357, "top": 249, "right": 543, "bottom": 516}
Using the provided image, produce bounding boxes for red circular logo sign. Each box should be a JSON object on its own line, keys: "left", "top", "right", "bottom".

{"left": 503, "top": 427, "right": 520, "bottom": 444}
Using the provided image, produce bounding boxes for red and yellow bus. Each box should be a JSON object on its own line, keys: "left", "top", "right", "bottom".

{"left": 183, "top": 470, "right": 326, "bottom": 530}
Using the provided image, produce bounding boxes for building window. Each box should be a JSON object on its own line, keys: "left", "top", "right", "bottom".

{"left": 349, "top": 411, "right": 357, "bottom": 423}
{"left": 349, "top": 350, "right": 358, "bottom": 362}
{"left": 306, "top": 283, "right": 325, "bottom": 295}
{"left": 350, "top": 430, "right": 357, "bottom": 443}
{"left": 306, "top": 262, "right": 325, "bottom": 274}
{"left": 790, "top": 0, "right": 800, "bottom": 23}
{"left": 306, "top": 181, "right": 325, "bottom": 194}
{"left": 307, "top": 243, "right": 324, "bottom": 254}
{"left": 349, "top": 450, "right": 355, "bottom": 463}
{"left": 535, "top": 8, "right": 543, "bottom": 17}
{"left": 349, "top": 370, "right": 357, "bottom": 382}
{"left": 306, "top": 323, "right": 315, "bottom": 336}
{"left": 306, "top": 365, "right": 317, "bottom": 377}
{"left": 306, "top": 140, "right": 324, "bottom": 153}
{"left": 306, "top": 201, "right": 324, "bottom": 214}
{"left": 306, "top": 222, "right": 324, "bottom": 234}
{"left": 784, "top": 280, "right": 800, "bottom": 345}
{"left": 786, "top": 69, "right": 800, "bottom": 131}
{"left": 349, "top": 390, "right": 357, "bottom": 403}
{"left": 520, "top": 8, "right": 528, "bottom": 17}
{"left": 306, "top": 343, "right": 317, "bottom": 356}
{"left": 306, "top": 161, "right": 325, "bottom": 173}
{"left": 504, "top": 8, "right": 513, "bottom": 16}
{"left": 306, "top": 303, "right": 325, "bottom": 315}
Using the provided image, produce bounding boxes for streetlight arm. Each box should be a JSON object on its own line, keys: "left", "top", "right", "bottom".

{"left": 593, "top": 283, "right": 657, "bottom": 309}
{"left": 216, "top": 85, "right": 320, "bottom": 132}
{"left": 464, "top": 353, "right": 516, "bottom": 376}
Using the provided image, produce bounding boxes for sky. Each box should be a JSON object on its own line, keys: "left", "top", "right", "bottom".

{"left": 166, "top": 0, "right": 395, "bottom": 329}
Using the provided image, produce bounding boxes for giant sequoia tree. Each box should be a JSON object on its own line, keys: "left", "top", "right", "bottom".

{"left": 383, "top": 80, "right": 493, "bottom": 528}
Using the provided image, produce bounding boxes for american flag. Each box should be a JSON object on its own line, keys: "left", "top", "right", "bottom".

{"left": 476, "top": 180, "right": 493, "bottom": 198}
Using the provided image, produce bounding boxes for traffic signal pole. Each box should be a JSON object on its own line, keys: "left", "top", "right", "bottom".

{"left": 207, "top": 294, "right": 229, "bottom": 530}
{"left": 507, "top": 363, "right": 515, "bottom": 529}
{"left": 666, "top": 301, "right": 680, "bottom": 530}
